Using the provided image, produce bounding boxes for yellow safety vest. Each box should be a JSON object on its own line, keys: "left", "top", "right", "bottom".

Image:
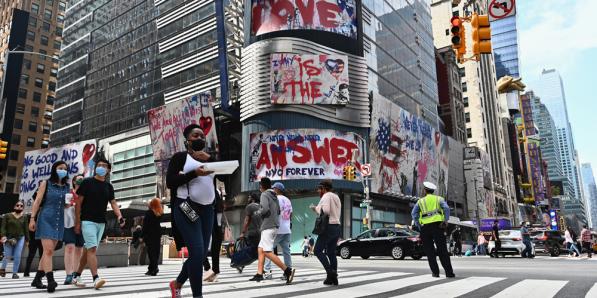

{"left": 418, "top": 194, "right": 445, "bottom": 225}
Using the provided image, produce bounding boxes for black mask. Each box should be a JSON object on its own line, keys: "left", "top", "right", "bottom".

{"left": 188, "top": 138, "right": 206, "bottom": 151}
{"left": 14, "top": 209, "right": 23, "bottom": 214}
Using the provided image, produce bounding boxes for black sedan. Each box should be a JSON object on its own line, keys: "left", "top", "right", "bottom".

{"left": 336, "top": 228, "right": 424, "bottom": 260}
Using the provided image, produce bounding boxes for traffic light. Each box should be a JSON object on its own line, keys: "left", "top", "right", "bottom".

{"left": 0, "top": 139, "right": 8, "bottom": 159}
{"left": 450, "top": 16, "right": 466, "bottom": 62}
{"left": 471, "top": 14, "right": 492, "bottom": 55}
{"left": 342, "top": 165, "right": 357, "bottom": 181}
{"left": 342, "top": 166, "right": 349, "bottom": 180}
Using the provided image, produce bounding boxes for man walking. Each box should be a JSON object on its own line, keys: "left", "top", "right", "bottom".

{"left": 264, "top": 182, "right": 293, "bottom": 280}
{"left": 491, "top": 219, "right": 501, "bottom": 257}
{"left": 520, "top": 222, "right": 533, "bottom": 258}
{"left": 249, "top": 178, "right": 295, "bottom": 284}
{"left": 581, "top": 225, "right": 593, "bottom": 258}
{"left": 73, "top": 159, "right": 125, "bottom": 289}
{"left": 411, "top": 181, "right": 454, "bottom": 278}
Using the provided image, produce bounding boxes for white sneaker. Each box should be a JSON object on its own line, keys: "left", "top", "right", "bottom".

{"left": 73, "top": 276, "right": 86, "bottom": 288}
{"left": 264, "top": 270, "right": 273, "bottom": 280}
{"left": 93, "top": 278, "right": 106, "bottom": 290}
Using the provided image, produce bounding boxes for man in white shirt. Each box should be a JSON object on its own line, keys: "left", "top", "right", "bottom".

{"left": 264, "top": 182, "right": 293, "bottom": 280}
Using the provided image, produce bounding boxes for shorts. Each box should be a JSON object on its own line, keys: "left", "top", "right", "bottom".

{"left": 81, "top": 221, "right": 106, "bottom": 249}
{"left": 63, "top": 227, "right": 85, "bottom": 247}
{"left": 258, "top": 228, "right": 278, "bottom": 252}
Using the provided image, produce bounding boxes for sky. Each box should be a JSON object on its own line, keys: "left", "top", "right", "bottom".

{"left": 517, "top": 0, "right": 597, "bottom": 182}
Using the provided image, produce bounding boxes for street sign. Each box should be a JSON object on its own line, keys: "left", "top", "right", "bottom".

{"left": 359, "top": 202, "right": 368, "bottom": 208}
{"left": 360, "top": 163, "right": 372, "bottom": 176}
{"left": 488, "top": 0, "right": 516, "bottom": 21}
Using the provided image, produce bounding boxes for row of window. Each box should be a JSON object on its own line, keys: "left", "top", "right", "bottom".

{"left": 27, "top": 30, "right": 62, "bottom": 50}
{"left": 28, "top": 17, "right": 63, "bottom": 38}
{"left": 158, "top": 3, "right": 215, "bottom": 41}
{"left": 23, "top": 59, "right": 56, "bottom": 75}
{"left": 12, "top": 120, "right": 51, "bottom": 135}
{"left": 18, "top": 83, "right": 56, "bottom": 99}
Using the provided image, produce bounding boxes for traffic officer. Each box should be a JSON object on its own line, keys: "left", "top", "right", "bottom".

{"left": 411, "top": 181, "right": 455, "bottom": 278}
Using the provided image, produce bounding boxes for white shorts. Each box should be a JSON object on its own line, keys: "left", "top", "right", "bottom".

{"left": 258, "top": 228, "right": 278, "bottom": 251}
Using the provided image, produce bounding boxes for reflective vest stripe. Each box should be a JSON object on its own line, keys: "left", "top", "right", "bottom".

{"left": 418, "top": 195, "right": 445, "bottom": 225}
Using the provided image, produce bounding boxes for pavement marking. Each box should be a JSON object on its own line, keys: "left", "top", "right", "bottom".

{"left": 490, "top": 279, "right": 568, "bottom": 298}
{"left": 391, "top": 276, "right": 505, "bottom": 298}
{"left": 586, "top": 282, "right": 597, "bottom": 298}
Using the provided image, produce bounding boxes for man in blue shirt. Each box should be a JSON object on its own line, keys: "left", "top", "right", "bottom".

{"left": 520, "top": 222, "right": 533, "bottom": 258}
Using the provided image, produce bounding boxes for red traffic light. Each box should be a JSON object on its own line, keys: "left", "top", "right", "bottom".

{"left": 450, "top": 16, "right": 461, "bottom": 27}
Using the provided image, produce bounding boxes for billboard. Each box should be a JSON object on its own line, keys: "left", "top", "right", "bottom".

{"left": 249, "top": 128, "right": 364, "bottom": 181}
{"left": 271, "top": 53, "right": 349, "bottom": 105}
{"left": 370, "top": 96, "right": 450, "bottom": 197}
{"left": 19, "top": 140, "right": 97, "bottom": 210}
{"left": 251, "top": 0, "right": 358, "bottom": 39}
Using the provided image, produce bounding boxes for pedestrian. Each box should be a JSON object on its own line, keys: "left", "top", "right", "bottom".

{"left": 520, "top": 222, "right": 533, "bottom": 258}
{"left": 490, "top": 219, "right": 501, "bottom": 257}
{"left": 72, "top": 158, "right": 126, "bottom": 289}
{"left": 143, "top": 198, "right": 163, "bottom": 276}
{"left": 477, "top": 233, "right": 487, "bottom": 255}
{"left": 565, "top": 226, "right": 581, "bottom": 257}
{"left": 451, "top": 227, "right": 462, "bottom": 256}
{"left": 581, "top": 225, "right": 593, "bottom": 258}
{"left": 302, "top": 236, "right": 310, "bottom": 257}
{"left": 248, "top": 177, "right": 296, "bottom": 284}
{"left": 203, "top": 188, "right": 224, "bottom": 282}
{"left": 23, "top": 213, "right": 43, "bottom": 278}
{"left": 310, "top": 179, "right": 342, "bottom": 285}
{"left": 132, "top": 225, "right": 145, "bottom": 265}
{"left": 241, "top": 193, "right": 263, "bottom": 248}
{"left": 264, "top": 182, "right": 293, "bottom": 280}
{"left": 0, "top": 200, "right": 28, "bottom": 279}
{"left": 411, "top": 181, "right": 455, "bottom": 278}
{"left": 63, "top": 174, "right": 85, "bottom": 285}
{"left": 28, "top": 161, "right": 70, "bottom": 293}
{"left": 166, "top": 124, "right": 216, "bottom": 298}
{"left": 308, "top": 235, "right": 315, "bottom": 255}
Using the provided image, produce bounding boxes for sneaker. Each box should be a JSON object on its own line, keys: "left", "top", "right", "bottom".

{"left": 264, "top": 270, "right": 273, "bottom": 280}
{"left": 203, "top": 270, "right": 214, "bottom": 281}
{"left": 64, "top": 274, "right": 73, "bottom": 285}
{"left": 236, "top": 266, "right": 244, "bottom": 274}
{"left": 249, "top": 274, "right": 264, "bottom": 282}
{"left": 93, "top": 278, "right": 106, "bottom": 290}
{"left": 284, "top": 268, "right": 296, "bottom": 285}
{"left": 169, "top": 280, "right": 182, "bottom": 298}
{"left": 205, "top": 273, "right": 218, "bottom": 282}
{"left": 73, "top": 276, "right": 86, "bottom": 288}
{"left": 12, "top": 273, "right": 19, "bottom": 279}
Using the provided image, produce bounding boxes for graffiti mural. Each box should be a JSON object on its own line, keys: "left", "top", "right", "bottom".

{"left": 271, "top": 53, "right": 349, "bottom": 105}
{"left": 370, "top": 96, "right": 449, "bottom": 197}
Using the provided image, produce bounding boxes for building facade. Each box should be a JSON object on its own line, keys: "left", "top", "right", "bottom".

{"left": 491, "top": 15, "right": 520, "bottom": 79}
{"left": 581, "top": 163, "right": 597, "bottom": 229}
{"left": 0, "top": 0, "right": 65, "bottom": 208}
{"left": 435, "top": 46, "right": 466, "bottom": 143}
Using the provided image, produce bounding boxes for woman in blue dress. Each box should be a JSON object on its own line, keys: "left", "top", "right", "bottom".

{"left": 28, "top": 161, "right": 70, "bottom": 293}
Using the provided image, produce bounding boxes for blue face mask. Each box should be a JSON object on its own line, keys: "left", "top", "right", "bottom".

{"left": 57, "top": 169, "right": 68, "bottom": 179}
{"left": 96, "top": 166, "right": 108, "bottom": 177}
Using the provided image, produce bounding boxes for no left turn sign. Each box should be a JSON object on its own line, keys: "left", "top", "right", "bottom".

{"left": 488, "top": 0, "right": 516, "bottom": 21}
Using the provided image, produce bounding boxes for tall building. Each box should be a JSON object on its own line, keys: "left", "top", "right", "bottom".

{"left": 435, "top": 46, "right": 466, "bottom": 143}
{"left": 581, "top": 163, "right": 597, "bottom": 229}
{"left": 0, "top": 0, "right": 65, "bottom": 208}
{"left": 529, "top": 91, "right": 564, "bottom": 182}
{"left": 491, "top": 15, "right": 520, "bottom": 79}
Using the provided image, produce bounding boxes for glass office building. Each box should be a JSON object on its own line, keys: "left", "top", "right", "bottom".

{"left": 491, "top": 15, "right": 520, "bottom": 79}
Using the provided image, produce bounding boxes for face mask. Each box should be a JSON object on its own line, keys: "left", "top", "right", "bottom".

{"left": 14, "top": 208, "right": 23, "bottom": 214}
{"left": 189, "top": 138, "right": 206, "bottom": 151}
{"left": 96, "top": 166, "right": 108, "bottom": 177}
{"left": 76, "top": 179, "right": 83, "bottom": 185}
{"left": 57, "top": 169, "right": 68, "bottom": 179}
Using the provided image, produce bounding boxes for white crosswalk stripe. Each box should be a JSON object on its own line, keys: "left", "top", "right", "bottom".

{"left": 392, "top": 277, "right": 505, "bottom": 298}
{"left": 586, "top": 283, "right": 597, "bottom": 298}
{"left": 490, "top": 279, "right": 568, "bottom": 298}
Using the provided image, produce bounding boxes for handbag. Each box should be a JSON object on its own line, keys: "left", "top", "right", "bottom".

{"left": 312, "top": 211, "right": 329, "bottom": 235}
{"left": 223, "top": 214, "right": 233, "bottom": 243}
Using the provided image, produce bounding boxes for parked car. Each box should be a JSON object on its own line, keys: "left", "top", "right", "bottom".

{"left": 337, "top": 228, "right": 424, "bottom": 260}
{"left": 531, "top": 230, "right": 565, "bottom": 256}
{"left": 487, "top": 230, "right": 535, "bottom": 258}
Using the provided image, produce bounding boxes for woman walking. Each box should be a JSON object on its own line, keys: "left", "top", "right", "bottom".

{"left": 143, "top": 198, "right": 163, "bottom": 276}
{"left": 0, "top": 201, "right": 28, "bottom": 279}
{"left": 29, "top": 161, "right": 70, "bottom": 293}
{"left": 203, "top": 188, "right": 224, "bottom": 283}
{"left": 310, "top": 180, "right": 342, "bottom": 286}
{"left": 63, "top": 174, "right": 85, "bottom": 284}
{"left": 565, "top": 226, "right": 581, "bottom": 257}
{"left": 167, "top": 124, "right": 215, "bottom": 298}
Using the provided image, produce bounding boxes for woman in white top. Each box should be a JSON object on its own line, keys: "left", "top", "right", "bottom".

{"left": 63, "top": 174, "right": 85, "bottom": 285}
{"left": 310, "top": 179, "right": 342, "bottom": 286}
{"left": 565, "top": 227, "right": 581, "bottom": 257}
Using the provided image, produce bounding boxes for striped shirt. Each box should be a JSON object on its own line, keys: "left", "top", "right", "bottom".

{"left": 581, "top": 228, "right": 592, "bottom": 242}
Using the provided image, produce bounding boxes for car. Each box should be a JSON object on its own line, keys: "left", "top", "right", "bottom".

{"left": 336, "top": 228, "right": 424, "bottom": 260}
{"left": 531, "top": 230, "right": 565, "bottom": 256}
{"left": 487, "top": 229, "right": 535, "bottom": 258}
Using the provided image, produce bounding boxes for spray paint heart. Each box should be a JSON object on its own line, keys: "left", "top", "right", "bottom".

{"left": 199, "top": 116, "right": 212, "bottom": 136}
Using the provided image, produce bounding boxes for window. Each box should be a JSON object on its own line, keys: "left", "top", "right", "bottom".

{"left": 29, "top": 121, "right": 38, "bottom": 132}
{"left": 5, "top": 183, "right": 15, "bottom": 193}
{"left": 9, "top": 150, "right": 19, "bottom": 161}
{"left": 43, "top": 22, "right": 51, "bottom": 31}
{"left": 55, "top": 27, "right": 62, "bottom": 37}
{"left": 18, "top": 88, "right": 27, "bottom": 99}
{"left": 35, "top": 78, "right": 43, "bottom": 88}
{"left": 31, "top": 107, "right": 40, "bottom": 117}
{"left": 41, "top": 35, "right": 49, "bottom": 45}
{"left": 46, "top": 96, "right": 55, "bottom": 105}
{"left": 41, "top": 139, "right": 49, "bottom": 148}
{"left": 58, "top": 1, "right": 66, "bottom": 12}
{"left": 50, "top": 68, "right": 58, "bottom": 77}
{"left": 53, "top": 41, "right": 61, "bottom": 50}
{"left": 33, "top": 92, "right": 42, "bottom": 102}
{"left": 44, "top": 9, "right": 52, "bottom": 20}
{"left": 7, "top": 166, "right": 17, "bottom": 178}
{"left": 27, "top": 137, "right": 35, "bottom": 147}
{"left": 46, "top": 0, "right": 54, "bottom": 7}
{"left": 14, "top": 119, "right": 23, "bottom": 129}
{"left": 43, "top": 124, "right": 51, "bottom": 134}
{"left": 39, "top": 49, "right": 47, "bottom": 60}
{"left": 48, "top": 81, "right": 56, "bottom": 91}
{"left": 20, "top": 74, "right": 29, "bottom": 85}
{"left": 463, "top": 97, "right": 469, "bottom": 108}
{"left": 467, "top": 128, "right": 472, "bottom": 138}
{"left": 27, "top": 30, "right": 35, "bottom": 41}
{"left": 29, "top": 17, "right": 38, "bottom": 27}
{"left": 12, "top": 134, "right": 21, "bottom": 145}
{"left": 25, "top": 45, "right": 33, "bottom": 52}
{"left": 57, "top": 14, "right": 64, "bottom": 23}
{"left": 31, "top": 3, "right": 40, "bottom": 14}
{"left": 465, "top": 112, "right": 470, "bottom": 123}
{"left": 23, "top": 59, "right": 31, "bottom": 69}
{"left": 37, "top": 64, "right": 45, "bottom": 73}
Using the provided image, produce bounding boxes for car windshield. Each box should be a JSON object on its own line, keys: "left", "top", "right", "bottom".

{"left": 499, "top": 230, "right": 521, "bottom": 237}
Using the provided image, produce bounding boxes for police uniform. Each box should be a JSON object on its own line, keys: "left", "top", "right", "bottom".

{"left": 411, "top": 182, "right": 455, "bottom": 278}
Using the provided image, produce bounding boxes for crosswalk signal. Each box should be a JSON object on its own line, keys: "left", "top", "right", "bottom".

{"left": 0, "top": 139, "right": 8, "bottom": 159}
{"left": 450, "top": 16, "right": 466, "bottom": 62}
{"left": 471, "top": 14, "right": 492, "bottom": 55}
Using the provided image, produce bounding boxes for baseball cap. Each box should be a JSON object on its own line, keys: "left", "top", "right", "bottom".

{"left": 272, "top": 182, "right": 285, "bottom": 192}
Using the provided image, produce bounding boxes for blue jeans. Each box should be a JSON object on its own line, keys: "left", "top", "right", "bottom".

{"left": 174, "top": 202, "right": 213, "bottom": 297}
{"left": 2, "top": 236, "right": 25, "bottom": 273}
{"left": 522, "top": 240, "right": 533, "bottom": 257}
{"left": 568, "top": 242, "right": 581, "bottom": 256}
{"left": 264, "top": 233, "right": 292, "bottom": 271}
{"left": 314, "top": 224, "right": 340, "bottom": 273}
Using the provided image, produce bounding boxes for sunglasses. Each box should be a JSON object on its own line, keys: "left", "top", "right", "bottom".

{"left": 15, "top": 205, "right": 23, "bottom": 208}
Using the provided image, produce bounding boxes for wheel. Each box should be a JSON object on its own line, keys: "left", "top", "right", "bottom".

{"left": 411, "top": 254, "right": 422, "bottom": 260}
{"left": 500, "top": 254, "right": 506, "bottom": 258}
{"left": 550, "top": 246, "right": 561, "bottom": 257}
{"left": 340, "top": 246, "right": 352, "bottom": 259}
{"left": 391, "top": 245, "right": 405, "bottom": 260}
{"left": 361, "top": 255, "right": 370, "bottom": 260}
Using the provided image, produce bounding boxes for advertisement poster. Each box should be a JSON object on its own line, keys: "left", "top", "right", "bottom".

{"left": 370, "top": 96, "right": 450, "bottom": 197}
{"left": 251, "top": 0, "right": 358, "bottom": 39}
{"left": 19, "top": 140, "right": 97, "bottom": 210}
{"left": 527, "top": 139, "right": 545, "bottom": 204}
{"left": 271, "top": 53, "right": 349, "bottom": 105}
{"left": 249, "top": 129, "right": 364, "bottom": 181}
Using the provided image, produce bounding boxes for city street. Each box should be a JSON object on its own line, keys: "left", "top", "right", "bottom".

{"left": 1, "top": 255, "right": 597, "bottom": 297}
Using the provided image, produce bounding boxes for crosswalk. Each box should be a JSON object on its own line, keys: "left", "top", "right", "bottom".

{"left": 0, "top": 260, "right": 596, "bottom": 297}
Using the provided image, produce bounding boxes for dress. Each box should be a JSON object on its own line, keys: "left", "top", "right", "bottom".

{"left": 35, "top": 182, "right": 69, "bottom": 240}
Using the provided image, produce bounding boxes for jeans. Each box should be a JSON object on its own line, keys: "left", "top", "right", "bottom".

{"left": 421, "top": 222, "right": 454, "bottom": 275}
{"left": 477, "top": 243, "right": 486, "bottom": 255}
{"left": 264, "top": 233, "right": 292, "bottom": 271}
{"left": 568, "top": 242, "right": 581, "bottom": 256}
{"left": 314, "top": 224, "right": 340, "bottom": 273}
{"left": 521, "top": 240, "right": 533, "bottom": 258}
{"left": 174, "top": 202, "right": 213, "bottom": 297}
{"left": 2, "top": 236, "right": 25, "bottom": 273}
